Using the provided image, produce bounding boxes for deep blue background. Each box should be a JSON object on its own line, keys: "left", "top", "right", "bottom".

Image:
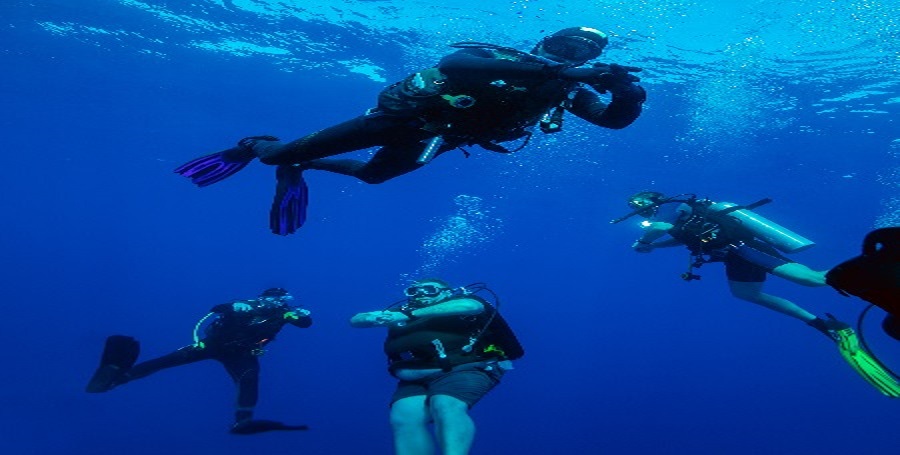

{"left": 2, "top": 1, "right": 897, "bottom": 454}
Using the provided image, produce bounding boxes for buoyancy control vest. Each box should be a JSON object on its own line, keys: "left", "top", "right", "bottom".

{"left": 205, "top": 299, "right": 292, "bottom": 349}
{"left": 668, "top": 197, "right": 815, "bottom": 254}
{"left": 376, "top": 48, "right": 574, "bottom": 145}
{"left": 383, "top": 296, "right": 524, "bottom": 371}
{"left": 667, "top": 199, "right": 748, "bottom": 253}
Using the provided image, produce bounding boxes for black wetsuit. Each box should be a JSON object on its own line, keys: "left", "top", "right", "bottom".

{"left": 252, "top": 47, "right": 646, "bottom": 184}
{"left": 121, "top": 299, "right": 312, "bottom": 413}
{"left": 826, "top": 227, "right": 900, "bottom": 339}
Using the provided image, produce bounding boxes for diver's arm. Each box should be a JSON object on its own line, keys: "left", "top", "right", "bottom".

{"left": 437, "top": 49, "right": 556, "bottom": 81}
{"left": 350, "top": 311, "right": 399, "bottom": 328}
{"left": 284, "top": 308, "right": 313, "bottom": 328}
{"left": 350, "top": 298, "right": 485, "bottom": 328}
{"left": 638, "top": 222, "right": 674, "bottom": 241}
{"left": 410, "top": 298, "right": 485, "bottom": 318}
{"left": 568, "top": 86, "right": 645, "bottom": 129}
{"left": 633, "top": 222, "right": 681, "bottom": 251}
{"left": 650, "top": 238, "right": 683, "bottom": 247}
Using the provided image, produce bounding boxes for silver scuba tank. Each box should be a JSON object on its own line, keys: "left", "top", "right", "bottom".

{"left": 709, "top": 202, "right": 816, "bottom": 253}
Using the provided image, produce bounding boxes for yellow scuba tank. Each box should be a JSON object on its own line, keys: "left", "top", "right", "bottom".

{"left": 708, "top": 202, "right": 815, "bottom": 253}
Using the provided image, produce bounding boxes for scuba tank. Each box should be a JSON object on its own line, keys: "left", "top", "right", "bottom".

{"left": 708, "top": 202, "right": 815, "bottom": 253}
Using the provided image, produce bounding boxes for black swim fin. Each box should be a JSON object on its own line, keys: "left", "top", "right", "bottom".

{"left": 269, "top": 164, "right": 309, "bottom": 236}
{"left": 230, "top": 419, "right": 309, "bottom": 435}
{"left": 85, "top": 335, "right": 140, "bottom": 393}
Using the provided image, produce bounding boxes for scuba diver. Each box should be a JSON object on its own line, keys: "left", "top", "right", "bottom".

{"left": 613, "top": 192, "right": 899, "bottom": 397}
{"left": 85, "top": 288, "right": 315, "bottom": 433}
{"left": 349, "top": 279, "right": 523, "bottom": 455}
{"left": 827, "top": 227, "right": 900, "bottom": 340}
{"left": 825, "top": 227, "right": 900, "bottom": 396}
{"left": 175, "top": 27, "right": 646, "bottom": 235}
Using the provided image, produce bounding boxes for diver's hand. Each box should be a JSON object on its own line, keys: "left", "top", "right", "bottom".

{"left": 284, "top": 309, "right": 311, "bottom": 320}
{"left": 364, "top": 311, "right": 408, "bottom": 326}
{"left": 590, "top": 63, "right": 642, "bottom": 94}
{"left": 232, "top": 302, "right": 253, "bottom": 312}
{"left": 632, "top": 240, "right": 655, "bottom": 253}
{"left": 351, "top": 311, "right": 409, "bottom": 328}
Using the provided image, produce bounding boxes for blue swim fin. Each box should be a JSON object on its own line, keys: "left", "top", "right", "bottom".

{"left": 269, "top": 165, "right": 309, "bottom": 236}
{"left": 174, "top": 136, "right": 278, "bottom": 187}
{"left": 174, "top": 150, "right": 253, "bottom": 187}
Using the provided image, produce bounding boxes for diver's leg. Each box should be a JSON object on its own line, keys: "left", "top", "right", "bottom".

{"left": 770, "top": 262, "right": 828, "bottom": 287}
{"left": 729, "top": 267, "right": 852, "bottom": 337}
{"left": 429, "top": 395, "right": 475, "bottom": 455}
{"left": 222, "top": 353, "right": 261, "bottom": 424}
{"left": 390, "top": 395, "right": 435, "bottom": 455}
{"left": 303, "top": 140, "right": 435, "bottom": 184}
{"left": 250, "top": 113, "right": 428, "bottom": 165}
{"left": 728, "top": 280, "right": 818, "bottom": 322}
{"left": 731, "top": 243, "right": 827, "bottom": 287}
{"left": 725, "top": 251, "right": 818, "bottom": 322}
{"left": 427, "top": 365, "right": 500, "bottom": 455}
{"left": 121, "top": 345, "right": 210, "bottom": 384}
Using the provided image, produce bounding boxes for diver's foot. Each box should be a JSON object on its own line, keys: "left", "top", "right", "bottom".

{"left": 237, "top": 135, "right": 282, "bottom": 163}
{"left": 808, "top": 314, "right": 851, "bottom": 340}
{"left": 235, "top": 135, "right": 279, "bottom": 157}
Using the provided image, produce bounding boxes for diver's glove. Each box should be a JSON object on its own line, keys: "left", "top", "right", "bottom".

{"left": 232, "top": 302, "right": 253, "bottom": 312}
{"left": 284, "top": 309, "right": 310, "bottom": 320}
{"left": 222, "top": 135, "right": 280, "bottom": 161}
{"left": 807, "top": 314, "right": 851, "bottom": 341}
{"left": 590, "top": 63, "right": 643, "bottom": 96}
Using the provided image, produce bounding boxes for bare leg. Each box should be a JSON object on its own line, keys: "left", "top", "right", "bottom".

{"left": 390, "top": 396, "right": 435, "bottom": 455}
{"left": 430, "top": 395, "right": 475, "bottom": 455}
{"left": 728, "top": 280, "right": 817, "bottom": 322}
{"left": 770, "top": 262, "right": 828, "bottom": 287}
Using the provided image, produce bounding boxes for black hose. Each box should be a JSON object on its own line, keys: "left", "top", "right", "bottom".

{"left": 857, "top": 304, "right": 900, "bottom": 380}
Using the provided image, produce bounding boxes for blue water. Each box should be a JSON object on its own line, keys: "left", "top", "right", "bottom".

{"left": 2, "top": 1, "right": 898, "bottom": 454}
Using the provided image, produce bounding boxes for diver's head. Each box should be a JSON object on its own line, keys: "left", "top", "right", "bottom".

{"left": 404, "top": 278, "right": 454, "bottom": 307}
{"left": 883, "top": 314, "right": 900, "bottom": 341}
{"left": 533, "top": 27, "right": 608, "bottom": 65}
{"left": 627, "top": 191, "right": 666, "bottom": 217}
{"left": 259, "top": 287, "right": 293, "bottom": 303}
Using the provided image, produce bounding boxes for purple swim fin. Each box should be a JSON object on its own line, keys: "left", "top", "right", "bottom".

{"left": 174, "top": 136, "right": 278, "bottom": 187}
{"left": 269, "top": 164, "right": 309, "bottom": 235}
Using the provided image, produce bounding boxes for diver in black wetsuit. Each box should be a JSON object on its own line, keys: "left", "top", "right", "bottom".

{"left": 85, "top": 288, "right": 313, "bottom": 434}
{"left": 827, "top": 227, "right": 900, "bottom": 340}
{"left": 175, "top": 27, "right": 647, "bottom": 235}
